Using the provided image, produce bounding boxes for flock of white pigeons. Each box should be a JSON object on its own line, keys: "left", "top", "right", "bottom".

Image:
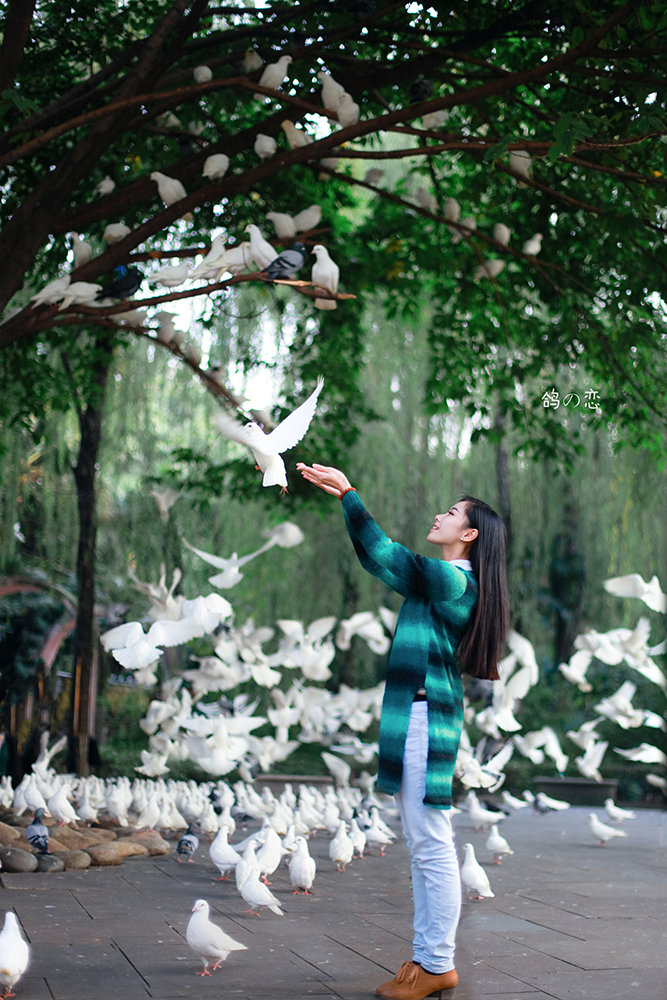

{"left": 0, "top": 546, "right": 663, "bottom": 990}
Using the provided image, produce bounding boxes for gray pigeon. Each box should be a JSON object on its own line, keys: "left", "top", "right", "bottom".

{"left": 26, "top": 808, "right": 50, "bottom": 854}
{"left": 176, "top": 823, "right": 199, "bottom": 863}
{"left": 262, "top": 243, "right": 306, "bottom": 280}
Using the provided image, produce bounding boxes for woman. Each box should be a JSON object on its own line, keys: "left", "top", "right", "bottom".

{"left": 297, "top": 463, "right": 509, "bottom": 1000}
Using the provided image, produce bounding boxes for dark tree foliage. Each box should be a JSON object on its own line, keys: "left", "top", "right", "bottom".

{"left": 0, "top": 0, "right": 664, "bottom": 466}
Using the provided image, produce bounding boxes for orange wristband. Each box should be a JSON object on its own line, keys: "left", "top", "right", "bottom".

{"left": 339, "top": 487, "right": 356, "bottom": 499}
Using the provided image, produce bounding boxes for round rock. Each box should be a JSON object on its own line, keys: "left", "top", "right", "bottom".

{"left": 0, "top": 846, "right": 38, "bottom": 872}
{"left": 55, "top": 850, "right": 91, "bottom": 870}
{"left": 37, "top": 853, "right": 66, "bottom": 873}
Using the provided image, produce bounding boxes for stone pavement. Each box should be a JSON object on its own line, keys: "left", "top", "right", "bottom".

{"left": 1, "top": 804, "right": 665, "bottom": 1000}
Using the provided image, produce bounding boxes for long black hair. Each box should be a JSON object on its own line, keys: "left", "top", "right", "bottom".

{"left": 456, "top": 495, "right": 509, "bottom": 681}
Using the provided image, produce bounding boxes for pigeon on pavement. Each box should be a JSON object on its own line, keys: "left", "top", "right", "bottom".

{"left": 486, "top": 825, "right": 514, "bottom": 864}
{"left": 214, "top": 377, "right": 324, "bottom": 491}
{"left": 209, "top": 825, "right": 242, "bottom": 880}
{"left": 186, "top": 899, "right": 247, "bottom": 975}
{"left": 238, "top": 867, "right": 284, "bottom": 916}
{"left": 176, "top": 823, "right": 199, "bottom": 863}
{"left": 289, "top": 836, "right": 316, "bottom": 893}
{"left": 460, "top": 842, "right": 494, "bottom": 900}
{"left": 0, "top": 911, "right": 30, "bottom": 998}
{"left": 588, "top": 812, "right": 628, "bottom": 846}
{"left": 603, "top": 798, "right": 636, "bottom": 823}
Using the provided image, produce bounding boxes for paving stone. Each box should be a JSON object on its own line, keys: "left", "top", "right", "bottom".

{"left": 0, "top": 805, "right": 665, "bottom": 1000}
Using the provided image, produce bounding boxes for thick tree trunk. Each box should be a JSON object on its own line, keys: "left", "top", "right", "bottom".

{"left": 69, "top": 343, "right": 112, "bottom": 775}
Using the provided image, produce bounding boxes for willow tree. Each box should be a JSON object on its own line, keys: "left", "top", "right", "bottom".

{"left": 1, "top": 0, "right": 666, "bottom": 772}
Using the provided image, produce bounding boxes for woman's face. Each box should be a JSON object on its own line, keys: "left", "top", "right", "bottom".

{"left": 427, "top": 502, "right": 471, "bottom": 547}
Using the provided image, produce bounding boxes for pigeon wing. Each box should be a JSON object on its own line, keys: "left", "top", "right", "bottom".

{"left": 266, "top": 377, "right": 324, "bottom": 454}
{"left": 214, "top": 410, "right": 258, "bottom": 448}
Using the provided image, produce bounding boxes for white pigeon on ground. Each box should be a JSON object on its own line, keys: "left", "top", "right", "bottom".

{"left": 362, "top": 807, "right": 394, "bottom": 856}
{"left": 500, "top": 789, "right": 530, "bottom": 811}
{"left": 604, "top": 798, "right": 636, "bottom": 823}
{"left": 465, "top": 790, "right": 505, "bottom": 830}
{"left": 603, "top": 573, "right": 666, "bottom": 613}
{"left": 535, "top": 791, "right": 570, "bottom": 813}
{"left": 486, "top": 825, "right": 514, "bottom": 864}
{"left": 311, "top": 244, "right": 339, "bottom": 310}
{"left": 203, "top": 154, "right": 230, "bottom": 180}
{"left": 588, "top": 812, "right": 628, "bottom": 846}
{"left": 255, "top": 54, "right": 292, "bottom": 99}
{"left": 255, "top": 826, "right": 283, "bottom": 884}
{"left": 150, "top": 171, "right": 193, "bottom": 221}
{"left": 289, "top": 836, "right": 316, "bottom": 893}
{"left": 461, "top": 843, "right": 494, "bottom": 900}
{"left": 0, "top": 912, "right": 30, "bottom": 997}
{"left": 214, "top": 377, "right": 324, "bottom": 492}
{"left": 329, "top": 821, "right": 354, "bottom": 872}
{"left": 238, "top": 867, "right": 284, "bottom": 916}
{"left": 186, "top": 899, "right": 246, "bottom": 975}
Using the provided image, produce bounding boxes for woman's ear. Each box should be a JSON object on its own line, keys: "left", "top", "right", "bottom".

{"left": 461, "top": 527, "right": 478, "bottom": 543}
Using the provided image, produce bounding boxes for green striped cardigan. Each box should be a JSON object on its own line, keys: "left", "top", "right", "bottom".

{"left": 341, "top": 490, "right": 478, "bottom": 808}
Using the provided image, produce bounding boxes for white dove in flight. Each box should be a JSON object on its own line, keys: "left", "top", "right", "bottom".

{"left": 215, "top": 377, "right": 324, "bottom": 492}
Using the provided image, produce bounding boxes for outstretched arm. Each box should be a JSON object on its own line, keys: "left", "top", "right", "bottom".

{"left": 296, "top": 462, "right": 353, "bottom": 498}
{"left": 297, "top": 462, "right": 469, "bottom": 603}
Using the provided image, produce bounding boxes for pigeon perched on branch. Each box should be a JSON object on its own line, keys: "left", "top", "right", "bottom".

{"left": 262, "top": 242, "right": 307, "bottom": 281}
{"left": 150, "top": 171, "right": 193, "bottom": 221}
{"left": 96, "top": 265, "right": 143, "bottom": 300}
{"left": 255, "top": 54, "right": 292, "bottom": 100}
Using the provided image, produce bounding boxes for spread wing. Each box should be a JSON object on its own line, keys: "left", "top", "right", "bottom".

{"left": 266, "top": 377, "right": 324, "bottom": 454}
{"left": 214, "top": 410, "right": 258, "bottom": 447}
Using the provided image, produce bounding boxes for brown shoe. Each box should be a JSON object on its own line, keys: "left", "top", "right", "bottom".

{"left": 375, "top": 960, "right": 458, "bottom": 999}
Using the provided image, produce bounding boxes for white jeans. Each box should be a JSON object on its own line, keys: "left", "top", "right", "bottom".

{"left": 395, "top": 701, "right": 461, "bottom": 974}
